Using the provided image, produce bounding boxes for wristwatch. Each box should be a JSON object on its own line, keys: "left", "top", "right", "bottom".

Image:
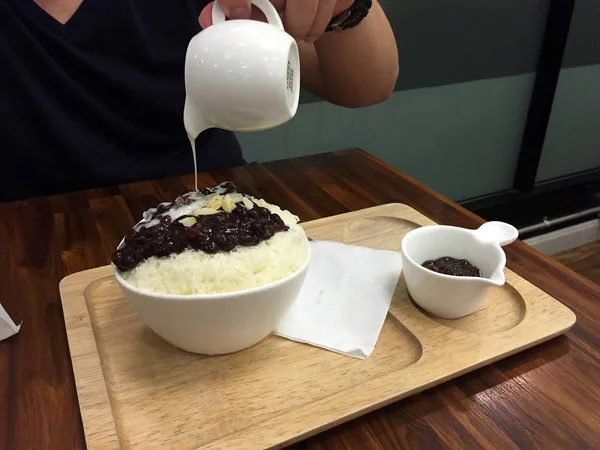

{"left": 325, "top": 0, "right": 373, "bottom": 32}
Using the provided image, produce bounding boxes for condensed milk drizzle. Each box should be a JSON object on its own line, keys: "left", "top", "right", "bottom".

{"left": 188, "top": 133, "right": 199, "bottom": 192}
{"left": 183, "top": 97, "right": 207, "bottom": 193}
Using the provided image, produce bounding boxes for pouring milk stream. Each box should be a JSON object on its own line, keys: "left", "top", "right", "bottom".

{"left": 183, "top": 0, "right": 300, "bottom": 190}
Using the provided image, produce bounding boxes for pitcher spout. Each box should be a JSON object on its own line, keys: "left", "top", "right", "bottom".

{"left": 486, "top": 267, "right": 506, "bottom": 287}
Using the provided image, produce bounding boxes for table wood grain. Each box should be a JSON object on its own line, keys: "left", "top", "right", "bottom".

{"left": 1, "top": 149, "right": 599, "bottom": 450}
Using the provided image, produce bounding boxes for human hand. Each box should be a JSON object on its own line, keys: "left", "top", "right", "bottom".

{"left": 198, "top": 0, "right": 354, "bottom": 44}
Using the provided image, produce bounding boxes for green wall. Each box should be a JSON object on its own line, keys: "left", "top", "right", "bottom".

{"left": 236, "top": 0, "right": 599, "bottom": 201}
{"left": 238, "top": 75, "right": 535, "bottom": 201}
{"left": 536, "top": 68, "right": 600, "bottom": 182}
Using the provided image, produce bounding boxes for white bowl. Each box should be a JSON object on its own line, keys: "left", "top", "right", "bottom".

{"left": 114, "top": 250, "right": 310, "bottom": 355}
{"left": 400, "top": 222, "right": 518, "bottom": 319}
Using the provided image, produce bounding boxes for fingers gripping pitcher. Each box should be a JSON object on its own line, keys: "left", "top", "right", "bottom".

{"left": 183, "top": 0, "right": 300, "bottom": 188}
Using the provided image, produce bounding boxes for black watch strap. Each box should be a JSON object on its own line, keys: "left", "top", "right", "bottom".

{"left": 325, "top": 0, "right": 373, "bottom": 32}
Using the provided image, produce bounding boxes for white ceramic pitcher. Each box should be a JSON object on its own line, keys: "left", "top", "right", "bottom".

{"left": 183, "top": 0, "right": 301, "bottom": 139}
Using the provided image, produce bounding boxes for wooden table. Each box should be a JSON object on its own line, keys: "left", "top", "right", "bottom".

{"left": 1, "top": 149, "right": 599, "bottom": 449}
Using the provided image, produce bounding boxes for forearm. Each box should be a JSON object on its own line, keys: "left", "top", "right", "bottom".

{"left": 299, "top": 1, "right": 398, "bottom": 107}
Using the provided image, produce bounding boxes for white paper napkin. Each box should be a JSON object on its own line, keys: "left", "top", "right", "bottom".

{"left": 274, "top": 240, "right": 403, "bottom": 360}
{"left": 0, "top": 303, "right": 21, "bottom": 341}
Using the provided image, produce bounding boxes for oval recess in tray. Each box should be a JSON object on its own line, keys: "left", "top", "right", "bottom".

{"left": 342, "top": 216, "right": 420, "bottom": 251}
{"left": 344, "top": 217, "right": 526, "bottom": 335}
{"left": 82, "top": 275, "right": 425, "bottom": 449}
{"left": 405, "top": 278, "right": 526, "bottom": 334}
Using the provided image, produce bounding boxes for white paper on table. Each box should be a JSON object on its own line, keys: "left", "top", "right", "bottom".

{"left": 274, "top": 240, "right": 403, "bottom": 360}
{"left": 0, "top": 302, "right": 21, "bottom": 341}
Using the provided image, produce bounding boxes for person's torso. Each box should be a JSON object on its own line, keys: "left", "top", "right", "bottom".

{"left": 0, "top": 0, "right": 244, "bottom": 202}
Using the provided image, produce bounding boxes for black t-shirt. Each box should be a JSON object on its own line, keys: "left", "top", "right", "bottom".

{"left": 0, "top": 0, "right": 245, "bottom": 202}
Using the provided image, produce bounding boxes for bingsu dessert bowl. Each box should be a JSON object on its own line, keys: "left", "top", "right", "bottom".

{"left": 112, "top": 182, "right": 310, "bottom": 355}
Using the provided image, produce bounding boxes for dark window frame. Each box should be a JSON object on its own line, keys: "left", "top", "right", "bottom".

{"left": 463, "top": 0, "right": 600, "bottom": 232}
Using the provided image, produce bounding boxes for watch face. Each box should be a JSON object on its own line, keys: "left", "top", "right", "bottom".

{"left": 331, "top": 10, "right": 352, "bottom": 28}
{"left": 326, "top": 0, "right": 372, "bottom": 32}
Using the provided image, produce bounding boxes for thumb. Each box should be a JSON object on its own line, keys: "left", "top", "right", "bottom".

{"left": 199, "top": 0, "right": 252, "bottom": 28}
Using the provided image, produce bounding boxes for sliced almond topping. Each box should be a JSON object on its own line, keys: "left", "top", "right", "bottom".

{"left": 228, "top": 193, "right": 243, "bottom": 203}
{"left": 180, "top": 217, "right": 197, "bottom": 227}
{"left": 194, "top": 207, "right": 218, "bottom": 216}
{"left": 222, "top": 195, "right": 235, "bottom": 213}
{"left": 242, "top": 197, "right": 254, "bottom": 210}
{"left": 207, "top": 194, "right": 223, "bottom": 210}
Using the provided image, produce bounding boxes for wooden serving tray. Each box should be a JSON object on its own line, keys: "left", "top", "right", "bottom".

{"left": 59, "top": 204, "right": 576, "bottom": 450}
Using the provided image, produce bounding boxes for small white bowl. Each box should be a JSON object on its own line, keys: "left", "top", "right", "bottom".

{"left": 113, "top": 251, "right": 310, "bottom": 355}
{"left": 400, "top": 222, "right": 518, "bottom": 319}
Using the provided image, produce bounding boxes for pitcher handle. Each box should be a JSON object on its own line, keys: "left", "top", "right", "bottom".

{"left": 212, "top": 0, "right": 284, "bottom": 30}
{"left": 473, "top": 221, "right": 519, "bottom": 247}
